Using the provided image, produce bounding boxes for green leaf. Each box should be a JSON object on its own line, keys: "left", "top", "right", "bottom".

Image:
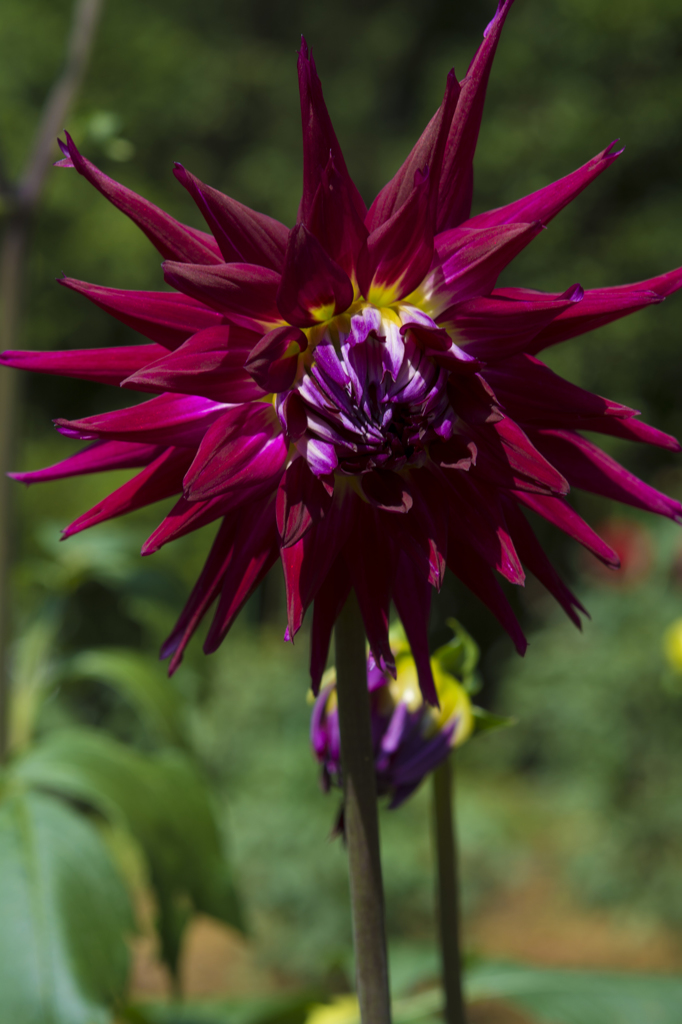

{"left": 471, "top": 706, "right": 516, "bottom": 735}
{"left": 61, "top": 647, "right": 185, "bottom": 744}
{"left": 467, "top": 963, "right": 682, "bottom": 1024}
{"left": 432, "top": 619, "right": 481, "bottom": 691}
{"left": 8, "top": 604, "right": 61, "bottom": 754}
{"left": 0, "top": 787, "right": 131, "bottom": 1024}
{"left": 13, "top": 727, "right": 243, "bottom": 977}
{"left": 127, "top": 992, "right": 317, "bottom": 1024}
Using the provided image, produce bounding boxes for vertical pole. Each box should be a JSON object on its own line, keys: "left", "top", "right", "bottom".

{"left": 334, "top": 590, "right": 392, "bottom": 1024}
{"left": 433, "top": 755, "right": 467, "bottom": 1024}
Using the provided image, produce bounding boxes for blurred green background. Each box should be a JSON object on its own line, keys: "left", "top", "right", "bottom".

{"left": 3, "top": 0, "right": 682, "bottom": 1015}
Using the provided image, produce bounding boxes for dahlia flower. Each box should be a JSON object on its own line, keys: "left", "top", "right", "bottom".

{"left": 4, "top": 0, "right": 682, "bottom": 702}
{"left": 311, "top": 623, "right": 478, "bottom": 810}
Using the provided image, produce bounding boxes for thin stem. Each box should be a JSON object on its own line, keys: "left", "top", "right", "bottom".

{"left": 433, "top": 754, "right": 467, "bottom": 1024}
{"left": 334, "top": 591, "right": 392, "bottom": 1024}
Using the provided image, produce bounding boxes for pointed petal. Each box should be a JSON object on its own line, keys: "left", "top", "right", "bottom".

{"left": 524, "top": 267, "right": 682, "bottom": 352}
{"left": 366, "top": 70, "right": 460, "bottom": 230}
{"left": 437, "top": 0, "right": 515, "bottom": 230}
{"left": 203, "top": 496, "right": 279, "bottom": 653}
{"left": 9, "top": 440, "right": 165, "bottom": 485}
{"left": 467, "top": 142, "right": 623, "bottom": 230}
{"left": 141, "top": 493, "right": 237, "bottom": 554}
{"left": 345, "top": 504, "right": 396, "bottom": 675}
{"left": 446, "top": 541, "right": 527, "bottom": 654}
{"left": 245, "top": 325, "right": 307, "bottom": 393}
{"left": 513, "top": 490, "right": 620, "bottom": 567}
{"left": 297, "top": 39, "right": 366, "bottom": 226}
{"left": 122, "top": 325, "right": 266, "bottom": 403}
{"left": 173, "top": 164, "right": 288, "bottom": 269}
{"left": 306, "top": 154, "right": 368, "bottom": 276}
{"left": 423, "top": 223, "right": 543, "bottom": 315}
{"left": 59, "top": 132, "right": 222, "bottom": 263}
{"left": 502, "top": 497, "right": 587, "bottom": 627}
{"left": 0, "top": 344, "right": 166, "bottom": 386}
{"left": 163, "top": 261, "right": 283, "bottom": 330}
{"left": 465, "top": 415, "right": 570, "bottom": 496}
{"left": 59, "top": 278, "right": 224, "bottom": 349}
{"left": 55, "top": 393, "right": 229, "bottom": 446}
{"left": 276, "top": 224, "right": 353, "bottom": 327}
{"left": 310, "top": 556, "right": 352, "bottom": 694}
{"left": 572, "top": 414, "right": 680, "bottom": 452}
{"left": 276, "top": 456, "right": 332, "bottom": 547}
{"left": 183, "top": 403, "right": 286, "bottom": 501}
{"left": 62, "top": 447, "right": 194, "bottom": 538}
{"left": 528, "top": 428, "right": 682, "bottom": 522}
{"left": 392, "top": 553, "right": 438, "bottom": 705}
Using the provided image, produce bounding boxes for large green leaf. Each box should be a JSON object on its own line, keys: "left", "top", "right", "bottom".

{"left": 468, "top": 962, "right": 682, "bottom": 1024}
{"left": 13, "top": 727, "right": 243, "bottom": 975}
{"left": 0, "top": 786, "right": 131, "bottom": 1024}
{"left": 62, "top": 647, "right": 185, "bottom": 744}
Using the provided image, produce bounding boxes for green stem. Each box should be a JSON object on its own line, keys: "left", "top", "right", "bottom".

{"left": 433, "top": 755, "right": 466, "bottom": 1024}
{"left": 334, "top": 591, "right": 392, "bottom": 1024}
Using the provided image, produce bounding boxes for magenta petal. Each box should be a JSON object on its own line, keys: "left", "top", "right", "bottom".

{"left": 163, "top": 261, "right": 283, "bottom": 330}
{"left": 173, "top": 164, "right": 288, "bottom": 269}
{"left": 310, "top": 556, "right": 352, "bottom": 694}
{"left": 0, "top": 344, "right": 166, "bottom": 387}
{"left": 574, "top": 414, "right": 680, "bottom": 452}
{"left": 427, "top": 222, "right": 543, "bottom": 314}
{"left": 62, "top": 447, "right": 194, "bottom": 538}
{"left": 437, "top": 0, "right": 515, "bottom": 230}
{"left": 441, "top": 471, "right": 525, "bottom": 585}
{"left": 9, "top": 440, "right": 165, "bottom": 485}
{"left": 502, "top": 497, "right": 587, "bottom": 628}
{"left": 183, "top": 403, "right": 286, "bottom": 501}
{"left": 123, "top": 325, "right": 266, "bottom": 403}
{"left": 366, "top": 70, "right": 460, "bottom": 231}
{"left": 141, "top": 493, "right": 238, "bottom": 554}
{"left": 59, "top": 278, "right": 224, "bottom": 350}
{"left": 59, "top": 132, "right": 221, "bottom": 264}
{"left": 513, "top": 490, "right": 619, "bottom": 568}
{"left": 307, "top": 154, "right": 369, "bottom": 276}
{"left": 467, "top": 141, "right": 622, "bottom": 230}
{"left": 392, "top": 553, "right": 438, "bottom": 705}
{"left": 445, "top": 284, "right": 584, "bottom": 361}
{"left": 276, "top": 224, "right": 353, "bottom": 328}
{"left": 525, "top": 267, "right": 682, "bottom": 352}
{"left": 55, "top": 393, "right": 229, "bottom": 446}
{"left": 276, "top": 457, "right": 332, "bottom": 548}
{"left": 529, "top": 428, "right": 682, "bottom": 522}
{"left": 203, "top": 496, "right": 279, "bottom": 654}
{"left": 297, "top": 39, "right": 366, "bottom": 227}
{"left": 245, "top": 325, "right": 307, "bottom": 394}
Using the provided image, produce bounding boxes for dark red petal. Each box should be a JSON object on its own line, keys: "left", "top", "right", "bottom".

{"left": 59, "top": 132, "right": 221, "bottom": 264}
{"left": 525, "top": 267, "right": 682, "bottom": 353}
{"left": 528, "top": 428, "right": 682, "bottom": 522}
{"left": 467, "top": 141, "right": 622, "bottom": 231}
{"left": 59, "top": 278, "right": 224, "bottom": 349}
{"left": 123, "top": 325, "right": 266, "bottom": 403}
{"left": 245, "top": 325, "right": 307, "bottom": 394}
{"left": 360, "top": 470, "right": 413, "bottom": 513}
{"left": 366, "top": 70, "right": 460, "bottom": 231}
{"left": 55, "top": 393, "right": 229, "bottom": 446}
{"left": 345, "top": 504, "right": 396, "bottom": 676}
{"left": 467, "top": 416, "right": 570, "bottom": 496}
{"left": 513, "top": 491, "right": 620, "bottom": 567}
{"left": 437, "top": 0, "right": 515, "bottom": 231}
{"left": 446, "top": 540, "right": 527, "bottom": 655}
{"left": 276, "top": 224, "right": 354, "bottom": 328}
{"left": 444, "top": 284, "right": 583, "bottom": 361}
{"left": 310, "top": 555, "right": 352, "bottom": 694}
{"left": 163, "top": 261, "right": 283, "bottom": 330}
{"left": 203, "top": 497, "right": 280, "bottom": 654}
{"left": 306, "top": 154, "right": 368, "bottom": 276}
{"left": 571, "top": 415, "right": 680, "bottom": 452}
{"left": 297, "top": 39, "right": 366, "bottom": 227}
{"left": 142, "top": 493, "right": 239, "bottom": 554}
{"left": 173, "top": 164, "right": 288, "bottom": 270}
{"left": 183, "top": 404, "right": 286, "bottom": 502}
{"left": 0, "top": 344, "right": 166, "bottom": 387}
{"left": 357, "top": 170, "right": 433, "bottom": 302}
{"left": 501, "top": 497, "right": 587, "bottom": 628}
{"left": 62, "top": 446, "right": 194, "bottom": 538}
{"left": 9, "top": 440, "right": 165, "bottom": 485}
{"left": 392, "top": 552, "right": 438, "bottom": 705}
{"left": 276, "top": 456, "right": 332, "bottom": 548}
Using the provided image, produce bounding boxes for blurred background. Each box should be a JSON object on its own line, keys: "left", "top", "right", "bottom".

{"left": 3, "top": 0, "right": 682, "bottom": 1017}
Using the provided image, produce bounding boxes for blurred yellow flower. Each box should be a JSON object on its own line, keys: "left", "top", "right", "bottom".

{"left": 305, "top": 995, "right": 360, "bottom": 1024}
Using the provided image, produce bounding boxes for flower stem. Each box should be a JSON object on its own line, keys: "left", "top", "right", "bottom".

{"left": 334, "top": 590, "right": 392, "bottom": 1024}
{"left": 433, "top": 754, "right": 467, "bottom": 1024}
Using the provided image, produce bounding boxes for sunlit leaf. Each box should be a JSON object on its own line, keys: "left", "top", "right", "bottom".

{"left": 0, "top": 786, "right": 131, "bottom": 1024}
